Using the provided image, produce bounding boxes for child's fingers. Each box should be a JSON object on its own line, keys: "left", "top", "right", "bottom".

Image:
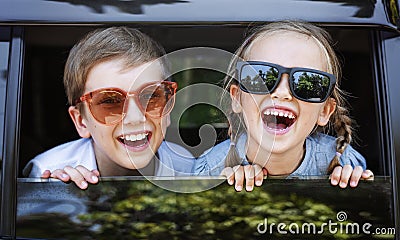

{"left": 362, "top": 169, "right": 374, "bottom": 180}
{"left": 349, "top": 166, "right": 363, "bottom": 188}
{"left": 48, "top": 169, "right": 71, "bottom": 182}
{"left": 63, "top": 166, "right": 88, "bottom": 189}
{"left": 233, "top": 165, "right": 244, "bottom": 192}
{"left": 221, "top": 167, "right": 235, "bottom": 185}
{"left": 254, "top": 165, "right": 264, "bottom": 186}
{"left": 262, "top": 167, "right": 268, "bottom": 176}
{"left": 41, "top": 170, "right": 51, "bottom": 178}
{"left": 244, "top": 165, "right": 254, "bottom": 192}
{"left": 330, "top": 166, "right": 342, "bottom": 186}
{"left": 75, "top": 165, "right": 99, "bottom": 184}
{"left": 92, "top": 169, "right": 101, "bottom": 177}
{"left": 338, "top": 165, "right": 353, "bottom": 188}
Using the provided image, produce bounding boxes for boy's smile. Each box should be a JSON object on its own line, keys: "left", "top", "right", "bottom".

{"left": 72, "top": 59, "right": 169, "bottom": 175}
{"left": 118, "top": 131, "right": 152, "bottom": 151}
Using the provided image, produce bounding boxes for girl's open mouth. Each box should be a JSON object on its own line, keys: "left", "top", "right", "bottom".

{"left": 262, "top": 108, "right": 297, "bottom": 134}
{"left": 118, "top": 131, "right": 152, "bottom": 151}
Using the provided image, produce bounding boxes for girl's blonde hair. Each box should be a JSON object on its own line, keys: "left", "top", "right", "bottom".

{"left": 223, "top": 20, "right": 352, "bottom": 174}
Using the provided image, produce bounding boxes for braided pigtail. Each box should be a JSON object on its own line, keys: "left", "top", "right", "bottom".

{"left": 224, "top": 112, "right": 245, "bottom": 168}
{"left": 326, "top": 97, "right": 353, "bottom": 173}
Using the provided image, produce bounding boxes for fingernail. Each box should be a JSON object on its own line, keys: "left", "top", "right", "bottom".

{"left": 228, "top": 179, "right": 233, "bottom": 185}
{"left": 61, "top": 174, "right": 68, "bottom": 179}
{"left": 339, "top": 182, "right": 346, "bottom": 188}
{"left": 246, "top": 185, "right": 253, "bottom": 191}
{"left": 236, "top": 185, "right": 242, "bottom": 192}
{"left": 81, "top": 181, "right": 88, "bottom": 188}
{"left": 331, "top": 179, "right": 338, "bottom": 185}
{"left": 256, "top": 180, "right": 262, "bottom": 186}
{"left": 350, "top": 181, "right": 357, "bottom": 187}
{"left": 92, "top": 176, "right": 98, "bottom": 182}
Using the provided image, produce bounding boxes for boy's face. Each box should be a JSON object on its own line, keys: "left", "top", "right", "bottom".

{"left": 231, "top": 31, "right": 336, "bottom": 167}
{"left": 70, "top": 59, "right": 170, "bottom": 174}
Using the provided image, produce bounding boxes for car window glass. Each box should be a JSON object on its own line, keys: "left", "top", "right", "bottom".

{"left": 19, "top": 26, "right": 382, "bottom": 176}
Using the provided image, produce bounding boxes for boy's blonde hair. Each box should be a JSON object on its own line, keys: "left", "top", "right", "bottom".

{"left": 64, "top": 27, "right": 167, "bottom": 110}
{"left": 223, "top": 20, "right": 352, "bottom": 174}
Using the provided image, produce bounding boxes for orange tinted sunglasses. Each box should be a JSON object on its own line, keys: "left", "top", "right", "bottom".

{"left": 76, "top": 81, "right": 177, "bottom": 125}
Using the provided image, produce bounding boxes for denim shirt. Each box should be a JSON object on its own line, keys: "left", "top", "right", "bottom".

{"left": 192, "top": 133, "right": 366, "bottom": 176}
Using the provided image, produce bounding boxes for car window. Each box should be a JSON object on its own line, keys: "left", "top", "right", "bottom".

{"left": 15, "top": 24, "right": 397, "bottom": 239}
{"left": 19, "top": 25, "right": 383, "bottom": 176}
{"left": 0, "top": 27, "right": 11, "bottom": 197}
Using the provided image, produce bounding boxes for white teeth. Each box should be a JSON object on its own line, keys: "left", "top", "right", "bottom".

{"left": 263, "top": 109, "right": 296, "bottom": 119}
{"left": 121, "top": 133, "right": 148, "bottom": 141}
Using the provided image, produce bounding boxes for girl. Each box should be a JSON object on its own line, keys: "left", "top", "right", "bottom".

{"left": 193, "top": 20, "right": 373, "bottom": 191}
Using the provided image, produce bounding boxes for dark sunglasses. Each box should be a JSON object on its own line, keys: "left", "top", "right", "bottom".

{"left": 75, "top": 81, "right": 177, "bottom": 125}
{"left": 236, "top": 61, "right": 336, "bottom": 103}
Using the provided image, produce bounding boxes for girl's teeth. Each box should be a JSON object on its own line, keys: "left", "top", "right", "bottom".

{"left": 263, "top": 109, "right": 296, "bottom": 119}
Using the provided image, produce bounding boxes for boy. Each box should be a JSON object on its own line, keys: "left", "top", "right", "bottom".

{"left": 23, "top": 27, "right": 194, "bottom": 189}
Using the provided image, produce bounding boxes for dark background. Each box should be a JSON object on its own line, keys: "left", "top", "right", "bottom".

{"left": 19, "top": 25, "right": 379, "bottom": 176}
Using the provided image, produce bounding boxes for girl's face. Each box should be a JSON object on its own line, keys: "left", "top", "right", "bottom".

{"left": 231, "top": 31, "right": 336, "bottom": 165}
{"left": 70, "top": 59, "right": 169, "bottom": 175}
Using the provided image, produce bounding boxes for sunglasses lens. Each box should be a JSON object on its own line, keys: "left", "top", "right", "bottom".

{"left": 292, "top": 71, "right": 331, "bottom": 102}
{"left": 139, "top": 82, "right": 176, "bottom": 117}
{"left": 240, "top": 64, "right": 279, "bottom": 93}
{"left": 89, "top": 90, "right": 125, "bottom": 124}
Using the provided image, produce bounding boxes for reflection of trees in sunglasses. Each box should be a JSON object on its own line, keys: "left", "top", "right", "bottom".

{"left": 293, "top": 72, "right": 330, "bottom": 100}
{"left": 263, "top": 67, "right": 278, "bottom": 90}
{"left": 241, "top": 65, "right": 280, "bottom": 93}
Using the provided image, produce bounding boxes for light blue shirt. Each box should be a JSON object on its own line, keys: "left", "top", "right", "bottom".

{"left": 193, "top": 133, "right": 366, "bottom": 176}
{"left": 23, "top": 138, "right": 195, "bottom": 177}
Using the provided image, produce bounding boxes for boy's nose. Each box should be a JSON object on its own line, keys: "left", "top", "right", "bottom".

{"left": 122, "top": 97, "right": 146, "bottom": 124}
{"left": 270, "top": 74, "right": 293, "bottom": 101}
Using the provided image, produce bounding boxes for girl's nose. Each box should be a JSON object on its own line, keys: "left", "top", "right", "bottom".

{"left": 270, "top": 74, "right": 293, "bottom": 101}
{"left": 122, "top": 97, "right": 146, "bottom": 124}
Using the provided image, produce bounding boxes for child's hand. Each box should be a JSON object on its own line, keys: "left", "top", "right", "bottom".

{"left": 41, "top": 165, "right": 100, "bottom": 190}
{"left": 221, "top": 164, "right": 266, "bottom": 192}
{"left": 330, "top": 165, "right": 374, "bottom": 188}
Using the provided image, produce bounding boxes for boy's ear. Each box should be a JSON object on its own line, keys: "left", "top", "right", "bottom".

{"left": 317, "top": 98, "right": 337, "bottom": 126}
{"left": 68, "top": 106, "right": 91, "bottom": 138}
{"left": 230, "top": 85, "right": 242, "bottom": 113}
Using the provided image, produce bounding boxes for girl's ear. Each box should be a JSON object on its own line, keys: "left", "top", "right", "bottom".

{"left": 230, "top": 85, "right": 242, "bottom": 113}
{"left": 317, "top": 98, "right": 337, "bottom": 126}
{"left": 68, "top": 106, "right": 91, "bottom": 138}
